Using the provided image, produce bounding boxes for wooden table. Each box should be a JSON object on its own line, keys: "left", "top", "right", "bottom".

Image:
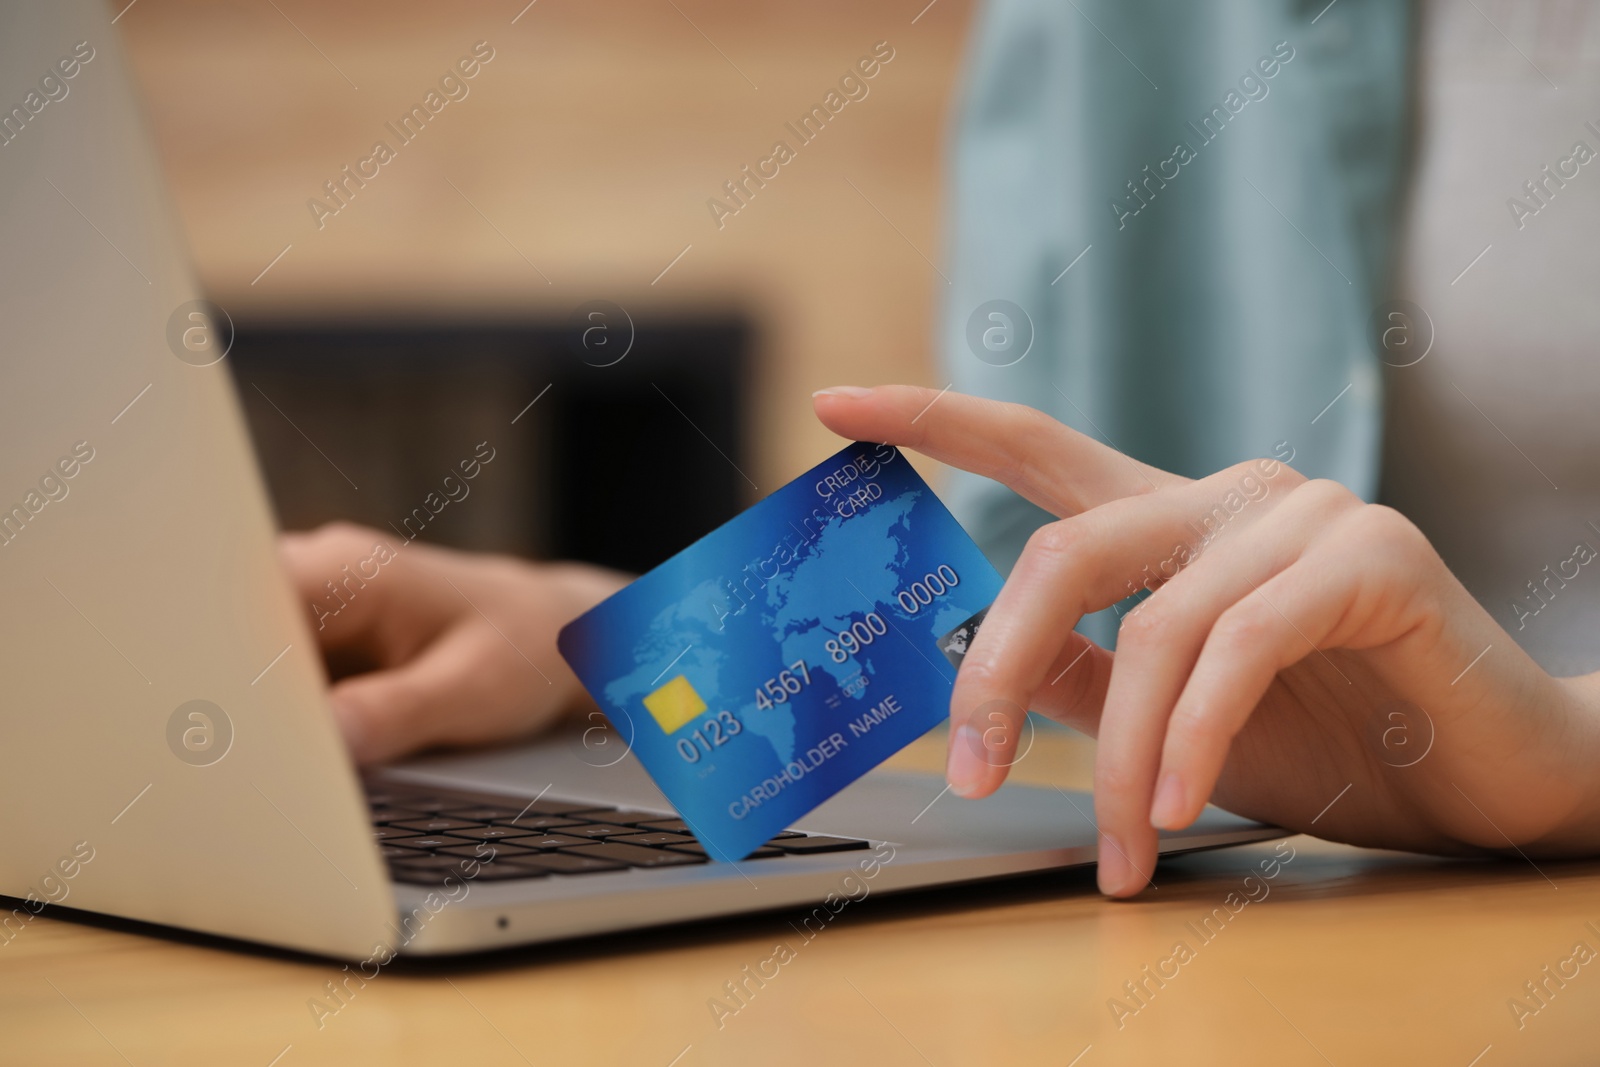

{"left": 4, "top": 728, "right": 1595, "bottom": 1066}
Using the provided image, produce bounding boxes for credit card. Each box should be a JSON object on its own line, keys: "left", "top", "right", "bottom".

{"left": 557, "top": 442, "right": 1003, "bottom": 861}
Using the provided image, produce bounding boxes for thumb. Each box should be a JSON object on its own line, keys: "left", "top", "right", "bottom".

{"left": 945, "top": 631, "right": 1113, "bottom": 798}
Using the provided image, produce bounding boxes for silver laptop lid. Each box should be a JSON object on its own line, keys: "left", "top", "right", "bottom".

{"left": 0, "top": 1, "right": 393, "bottom": 957}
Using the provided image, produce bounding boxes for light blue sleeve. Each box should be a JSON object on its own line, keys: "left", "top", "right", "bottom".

{"left": 938, "top": 0, "right": 1412, "bottom": 642}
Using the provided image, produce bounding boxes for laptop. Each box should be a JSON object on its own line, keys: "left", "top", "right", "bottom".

{"left": 0, "top": 1, "right": 1280, "bottom": 959}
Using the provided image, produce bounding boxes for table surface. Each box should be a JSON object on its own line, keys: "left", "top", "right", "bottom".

{"left": 3, "top": 728, "right": 1597, "bottom": 1067}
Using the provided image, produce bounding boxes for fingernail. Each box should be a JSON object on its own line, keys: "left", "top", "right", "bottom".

{"left": 1149, "top": 771, "right": 1187, "bottom": 829}
{"left": 947, "top": 725, "right": 988, "bottom": 797}
{"left": 1097, "top": 833, "right": 1133, "bottom": 896}
{"left": 812, "top": 385, "right": 873, "bottom": 398}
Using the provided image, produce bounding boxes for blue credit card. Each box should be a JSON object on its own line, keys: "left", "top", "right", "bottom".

{"left": 557, "top": 442, "right": 1003, "bottom": 861}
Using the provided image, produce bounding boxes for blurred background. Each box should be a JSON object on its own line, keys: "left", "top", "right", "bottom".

{"left": 119, "top": 0, "right": 972, "bottom": 573}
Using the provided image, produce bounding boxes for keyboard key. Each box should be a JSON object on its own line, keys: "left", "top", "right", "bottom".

{"left": 441, "top": 806, "right": 524, "bottom": 821}
{"left": 565, "top": 842, "right": 707, "bottom": 868}
{"left": 770, "top": 831, "right": 807, "bottom": 839}
{"left": 615, "top": 832, "right": 698, "bottom": 847}
{"left": 492, "top": 833, "right": 600, "bottom": 851}
{"left": 442, "top": 826, "right": 540, "bottom": 841}
{"left": 365, "top": 782, "right": 620, "bottom": 817}
{"left": 630, "top": 818, "right": 690, "bottom": 832}
{"left": 387, "top": 853, "right": 473, "bottom": 871}
{"left": 666, "top": 842, "right": 785, "bottom": 860}
{"left": 491, "top": 815, "right": 583, "bottom": 832}
{"left": 386, "top": 796, "right": 460, "bottom": 813}
{"left": 374, "top": 826, "right": 425, "bottom": 841}
{"left": 436, "top": 842, "right": 539, "bottom": 861}
{"left": 379, "top": 845, "right": 422, "bottom": 859}
{"left": 768, "top": 835, "right": 871, "bottom": 854}
{"left": 390, "top": 866, "right": 460, "bottom": 885}
{"left": 369, "top": 807, "right": 415, "bottom": 824}
{"left": 517, "top": 799, "right": 618, "bottom": 817}
{"left": 601, "top": 811, "right": 677, "bottom": 826}
{"left": 383, "top": 835, "right": 461, "bottom": 851}
{"left": 389, "top": 817, "right": 483, "bottom": 833}
{"left": 465, "top": 863, "right": 548, "bottom": 881}
{"left": 507, "top": 851, "right": 628, "bottom": 875}
{"left": 558, "top": 823, "right": 646, "bottom": 839}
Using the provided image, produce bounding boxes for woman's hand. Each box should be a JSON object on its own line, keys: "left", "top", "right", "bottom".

{"left": 814, "top": 385, "right": 1600, "bottom": 897}
{"left": 278, "top": 523, "right": 627, "bottom": 765}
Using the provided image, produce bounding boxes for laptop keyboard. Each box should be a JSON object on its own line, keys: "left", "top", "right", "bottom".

{"left": 366, "top": 781, "right": 870, "bottom": 885}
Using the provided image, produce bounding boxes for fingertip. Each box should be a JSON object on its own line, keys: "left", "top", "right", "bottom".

{"left": 1149, "top": 770, "right": 1193, "bottom": 830}
{"left": 1097, "top": 828, "right": 1159, "bottom": 897}
{"left": 812, "top": 386, "right": 876, "bottom": 436}
{"left": 1096, "top": 833, "right": 1133, "bottom": 896}
{"left": 946, "top": 724, "right": 1006, "bottom": 798}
